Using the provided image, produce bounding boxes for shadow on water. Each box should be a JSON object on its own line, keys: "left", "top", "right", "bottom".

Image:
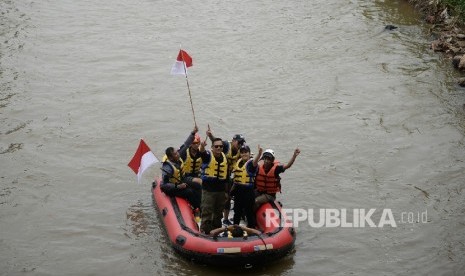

{"left": 126, "top": 201, "right": 151, "bottom": 238}
{"left": 191, "top": 253, "right": 296, "bottom": 276}
{"left": 154, "top": 245, "right": 297, "bottom": 276}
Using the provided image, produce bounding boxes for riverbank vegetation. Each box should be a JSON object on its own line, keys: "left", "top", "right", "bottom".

{"left": 408, "top": 0, "right": 465, "bottom": 84}
{"left": 407, "top": 0, "right": 465, "bottom": 46}
{"left": 409, "top": 0, "right": 465, "bottom": 23}
{"left": 442, "top": 0, "right": 465, "bottom": 20}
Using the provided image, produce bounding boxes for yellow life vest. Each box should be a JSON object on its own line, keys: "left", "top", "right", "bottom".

{"left": 233, "top": 159, "right": 254, "bottom": 186}
{"left": 225, "top": 141, "right": 240, "bottom": 174}
{"left": 201, "top": 151, "right": 228, "bottom": 180}
{"left": 161, "top": 154, "right": 168, "bottom": 162}
{"left": 164, "top": 158, "right": 184, "bottom": 184}
{"left": 182, "top": 150, "right": 202, "bottom": 176}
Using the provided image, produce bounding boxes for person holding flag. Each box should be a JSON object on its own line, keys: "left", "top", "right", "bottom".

{"left": 180, "top": 132, "right": 202, "bottom": 178}
{"left": 160, "top": 125, "right": 203, "bottom": 213}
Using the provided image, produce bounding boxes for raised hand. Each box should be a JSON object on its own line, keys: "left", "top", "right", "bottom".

{"left": 206, "top": 124, "right": 212, "bottom": 139}
{"left": 257, "top": 145, "right": 263, "bottom": 155}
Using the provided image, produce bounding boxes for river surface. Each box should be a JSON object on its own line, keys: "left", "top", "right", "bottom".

{"left": 1, "top": 0, "right": 465, "bottom": 275}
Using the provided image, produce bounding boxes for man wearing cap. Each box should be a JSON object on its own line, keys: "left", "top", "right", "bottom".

{"left": 206, "top": 125, "right": 246, "bottom": 225}
{"left": 230, "top": 145, "right": 257, "bottom": 228}
{"left": 251, "top": 145, "right": 301, "bottom": 209}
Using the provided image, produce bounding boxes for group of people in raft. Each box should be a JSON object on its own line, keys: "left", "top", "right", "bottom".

{"left": 160, "top": 124, "right": 300, "bottom": 236}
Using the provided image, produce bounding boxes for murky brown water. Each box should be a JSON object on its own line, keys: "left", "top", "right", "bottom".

{"left": 1, "top": 0, "right": 465, "bottom": 275}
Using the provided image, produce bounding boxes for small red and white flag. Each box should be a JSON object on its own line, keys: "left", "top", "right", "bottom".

{"left": 170, "top": 49, "right": 193, "bottom": 75}
{"left": 128, "top": 139, "right": 159, "bottom": 183}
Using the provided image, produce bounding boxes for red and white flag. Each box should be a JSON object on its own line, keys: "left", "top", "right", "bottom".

{"left": 170, "top": 49, "right": 193, "bottom": 75}
{"left": 128, "top": 139, "right": 159, "bottom": 183}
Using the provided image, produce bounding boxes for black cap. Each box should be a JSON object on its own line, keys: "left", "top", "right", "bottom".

{"left": 232, "top": 134, "right": 245, "bottom": 144}
{"left": 239, "top": 145, "right": 250, "bottom": 152}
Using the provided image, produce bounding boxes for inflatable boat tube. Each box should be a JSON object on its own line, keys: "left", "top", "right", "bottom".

{"left": 152, "top": 178, "right": 296, "bottom": 267}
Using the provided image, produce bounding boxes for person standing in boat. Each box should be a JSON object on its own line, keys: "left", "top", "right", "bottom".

{"left": 198, "top": 137, "right": 229, "bottom": 234}
{"left": 160, "top": 126, "right": 202, "bottom": 212}
{"left": 230, "top": 145, "right": 257, "bottom": 228}
{"left": 206, "top": 124, "right": 245, "bottom": 225}
{"left": 250, "top": 145, "right": 300, "bottom": 209}
{"left": 180, "top": 133, "right": 202, "bottom": 177}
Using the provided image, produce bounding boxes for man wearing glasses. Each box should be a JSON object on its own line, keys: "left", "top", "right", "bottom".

{"left": 206, "top": 125, "right": 246, "bottom": 225}
{"left": 198, "top": 137, "right": 229, "bottom": 234}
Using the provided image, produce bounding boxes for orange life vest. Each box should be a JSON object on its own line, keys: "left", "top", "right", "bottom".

{"left": 255, "top": 161, "right": 281, "bottom": 194}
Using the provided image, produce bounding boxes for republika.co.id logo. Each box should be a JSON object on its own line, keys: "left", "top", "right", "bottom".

{"left": 266, "top": 208, "right": 429, "bottom": 228}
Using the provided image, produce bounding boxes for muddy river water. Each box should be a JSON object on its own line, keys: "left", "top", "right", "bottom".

{"left": 1, "top": 0, "right": 464, "bottom": 275}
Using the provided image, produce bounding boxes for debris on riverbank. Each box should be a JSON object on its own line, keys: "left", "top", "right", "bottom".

{"left": 409, "top": 0, "right": 465, "bottom": 86}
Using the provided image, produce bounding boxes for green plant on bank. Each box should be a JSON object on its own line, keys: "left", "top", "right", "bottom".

{"left": 442, "top": 0, "right": 465, "bottom": 21}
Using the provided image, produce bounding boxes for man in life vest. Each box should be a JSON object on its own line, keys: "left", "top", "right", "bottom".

{"left": 251, "top": 145, "right": 301, "bottom": 210}
{"left": 179, "top": 133, "right": 202, "bottom": 177}
{"left": 230, "top": 145, "right": 256, "bottom": 228}
{"left": 198, "top": 137, "right": 229, "bottom": 234}
{"left": 206, "top": 124, "right": 245, "bottom": 225}
{"left": 160, "top": 126, "right": 202, "bottom": 213}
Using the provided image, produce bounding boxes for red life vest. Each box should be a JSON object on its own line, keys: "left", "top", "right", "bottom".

{"left": 255, "top": 161, "right": 281, "bottom": 194}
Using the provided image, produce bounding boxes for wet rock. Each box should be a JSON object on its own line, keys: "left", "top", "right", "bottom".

{"left": 426, "top": 15, "right": 436, "bottom": 24}
{"left": 456, "top": 40, "right": 465, "bottom": 48}
{"left": 431, "top": 40, "right": 450, "bottom": 52}
{"left": 452, "top": 56, "right": 460, "bottom": 69}
{"left": 431, "top": 40, "right": 441, "bottom": 51}
{"left": 457, "top": 77, "right": 465, "bottom": 87}
{"left": 440, "top": 8, "right": 450, "bottom": 21}
{"left": 457, "top": 56, "right": 465, "bottom": 70}
{"left": 385, "top": 25, "right": 398, "bottom": 30}
{"left": 453, "top": 55, "right": 465, "bottom": 70}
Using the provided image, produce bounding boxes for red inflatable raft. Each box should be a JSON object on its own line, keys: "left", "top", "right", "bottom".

{"left": 151, "top": 178, "right": 296, "bottom": 267}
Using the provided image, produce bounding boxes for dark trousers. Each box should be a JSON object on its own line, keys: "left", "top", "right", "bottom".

{"left": 254, "top": 191, "right": 276, "bottom": 210}
{"left": 168, "top": 187, "right": 202, "bottom": 209}
{"left": 200, "top": 190, "right": 225, "bottom": 234}
{"left": 232, "top": 185, "right": 256, "bottom": 228}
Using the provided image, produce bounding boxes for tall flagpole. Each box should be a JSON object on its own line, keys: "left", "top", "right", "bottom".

{"left": 180, "top": 47, "right": 197, "bottom": 127}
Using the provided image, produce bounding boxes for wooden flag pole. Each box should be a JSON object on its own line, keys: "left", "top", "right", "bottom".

{"left": 180, "top": 49, "right": 197, "bottom": 127}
